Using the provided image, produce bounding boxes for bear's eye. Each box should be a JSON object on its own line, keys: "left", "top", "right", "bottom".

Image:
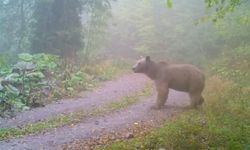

{"left": 138, "top": 62, "right": 141, "bottom": 65}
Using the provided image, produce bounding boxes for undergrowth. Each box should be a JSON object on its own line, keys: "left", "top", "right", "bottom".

{"left": 0, "top": 53, "right": 130, "bottom": 117}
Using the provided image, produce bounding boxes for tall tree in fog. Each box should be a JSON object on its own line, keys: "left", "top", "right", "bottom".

{"left": 0, "top": 0, "right": 34, "bottom": 53}
{"left": 31, "top": 0, "right": 52, "bottom": 54}
{"left": 32, "top": 0, "right": 83, "bottom": 63}
{"left": 82, "top": 0, "right": 112, "bottom": 62}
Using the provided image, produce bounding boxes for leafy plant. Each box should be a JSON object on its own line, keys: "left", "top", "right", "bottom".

{"left": 62, "top": 70, "right": 95, "bottom": 95}
{"left": 0, "top": 53, "right": 59, "bottom": 116}
{"left": 0, "top": 53, "right": 129, "bottom": 117}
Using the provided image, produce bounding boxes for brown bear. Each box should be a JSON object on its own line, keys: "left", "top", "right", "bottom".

{"left": 132, "top": 56, "right": 205, "bottom": 109}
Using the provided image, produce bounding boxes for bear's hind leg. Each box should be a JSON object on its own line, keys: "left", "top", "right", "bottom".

{"left": 189, "top": 93, "right": 203, "bottom": 108}
{"left": 197, "top": 96, "right": 204, "bottom": 105}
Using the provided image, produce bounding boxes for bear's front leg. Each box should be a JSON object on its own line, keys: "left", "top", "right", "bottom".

{"left": 151, "top": 81, "right": 169, "bottom": 109}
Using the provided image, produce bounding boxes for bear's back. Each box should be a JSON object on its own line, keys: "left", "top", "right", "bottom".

{"left": 158, "top": 63, "right": 205, "bottom": 92}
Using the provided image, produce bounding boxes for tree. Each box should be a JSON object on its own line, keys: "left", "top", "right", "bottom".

{"left": 205, "top": 0, "right": 243, "bottom": 22}
{"left": 81, "top": 0, "right": 112, "bottom": 62}
{"left": 211, "top": 1, "right": 250, "bottom": 48}
{"left": 31, "top": 0, "right": 84, "bottom": 64}
{"left": 0, "top": 0, "right": 34, "bottom": 53}
{"left": 31, "top": 0, "right": 53, "bottom": 54}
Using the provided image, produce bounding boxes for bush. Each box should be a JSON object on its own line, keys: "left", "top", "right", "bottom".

{"left": 210, "top": 46, "right": 250, "bottom": 86}
{"left": 0, "top": 53, "right": 130, "bottom": 117}
{"left": 0, "top": 53, "right": 59, "bottom": 116}
{"left": 83, "top": 59, "right": 130, "bottom": 81}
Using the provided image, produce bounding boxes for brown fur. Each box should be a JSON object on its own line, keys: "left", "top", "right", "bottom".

{"left": 132, "top": 56, "right": 205, "bottom": 109}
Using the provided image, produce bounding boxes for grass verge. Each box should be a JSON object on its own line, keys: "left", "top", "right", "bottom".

{"left": 98, "top": 76, "right": 250, "bottom": 150}
{"left": 0, "top": 82, "right": 153, "bottom": 141}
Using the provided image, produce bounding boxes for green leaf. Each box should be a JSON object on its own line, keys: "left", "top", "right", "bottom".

{"left": 4, "top": 73, "right": 20, "bottom": 82}
{"left": 22, "top": 106, "right": 30, "bottom": 111}
{"left": 18, "top": 53, "right": 33, "bottom": 62}
{"left": 67, "top": 87, "right": 74, "bottom": 91}
{"left": 26, "top": 72, "right": 45, "bottom": 79}
{"left": 71, "top": 75, "right": 82, "bottom": 82}
{"left": 14, "top": 61, "right": 36, "bottom": 71}
{"left": 11, "top": 100, "right": 26, "bottom": 110}
{"left": 0, "top": 98, "right": 5, "bottom": 103}
{"left": 0, "top": 83, "right": 3, "bottom": 91}
{"left": 166, "top": 0, "right": 173, "bottom": 8}
{"left": 5, "top": 84, "right": 20, "bottom": 96}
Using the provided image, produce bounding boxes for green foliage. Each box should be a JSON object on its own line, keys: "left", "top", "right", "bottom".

{"left": 166, "top": 0, "right": 173, "bottom": 8}
{"left": 0, "top": 55, "right": 11, "bottom": 77}
{"left": 83, "top": 60, "right": 130, "bottom": 81}
{"left": 18, "top": 53, "right": 33, "bottom": 62}
{"left": 32, "top": 53, "right": 59, "bottom": 71}
{"left": 212, "top": 4, "right": 250, "bottom": 48}
{"left": 0, "top": 53, "right": 59, "bottom": 116}
{"left": 204, "top": 0, "right": 243, "bottom": 22}
{"left": 210, "top": 46, "right": 250, "bottom": 86}
{"left": 62, "top": 70, "right": 94, "bottom": 96}
{"left": 0, "top": 53, "right": 129, "bottom": 116}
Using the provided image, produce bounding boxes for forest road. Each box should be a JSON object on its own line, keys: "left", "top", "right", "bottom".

{"left": 0, "top": 73, "right": 190, "bottom": 150}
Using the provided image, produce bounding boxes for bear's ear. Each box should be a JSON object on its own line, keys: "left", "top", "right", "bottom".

{"left": 146, "top": 56, "right": 150, "bottom": 62}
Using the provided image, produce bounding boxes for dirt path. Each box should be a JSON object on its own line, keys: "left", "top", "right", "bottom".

{"left": 0, "top": 74, "right": 148, "bottom": 128}
{"left": 0, "top": 74, "right": 190, "bottom": 150}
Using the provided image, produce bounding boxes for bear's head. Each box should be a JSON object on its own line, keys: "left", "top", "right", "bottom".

{"left": 132, "top": 56, "right": 151, "bottom": 73}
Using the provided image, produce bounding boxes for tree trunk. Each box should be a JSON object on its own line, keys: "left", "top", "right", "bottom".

{"left": 18, "top": 0, "right": 25, "bottom": 51}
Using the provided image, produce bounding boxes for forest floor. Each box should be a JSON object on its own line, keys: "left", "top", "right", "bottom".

{"left": 0, "top": 73, "right": 191, "bottom": 150}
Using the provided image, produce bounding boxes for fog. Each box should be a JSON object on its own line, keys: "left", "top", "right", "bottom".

{"left": 100, "top": 0, "right": 219, "bottom": 64}
{"left": 0, "top": 1, "right": 249, "bottom": 149}
{"left": 0, "top": 0, "right": 248, "bottom": 65}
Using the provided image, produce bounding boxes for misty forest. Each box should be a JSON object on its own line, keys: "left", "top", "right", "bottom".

{"left": 0, "top": 0, "right": 249, "bottom": 149}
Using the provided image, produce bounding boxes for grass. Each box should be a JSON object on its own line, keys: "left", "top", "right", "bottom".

{"left": 83, "top": 59, "right": 132, "bottom": 82}
{"left": 104, "top": 83, "right": 153, "bottom": 111}
{"left": 98, "top": 76, "right": 250, "bottom": 150}
{"left": 0, "top": 82, "right": 153, "bottom": 141}
{"left": 57, "top": 59, "right": 132, "bottom": 98}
